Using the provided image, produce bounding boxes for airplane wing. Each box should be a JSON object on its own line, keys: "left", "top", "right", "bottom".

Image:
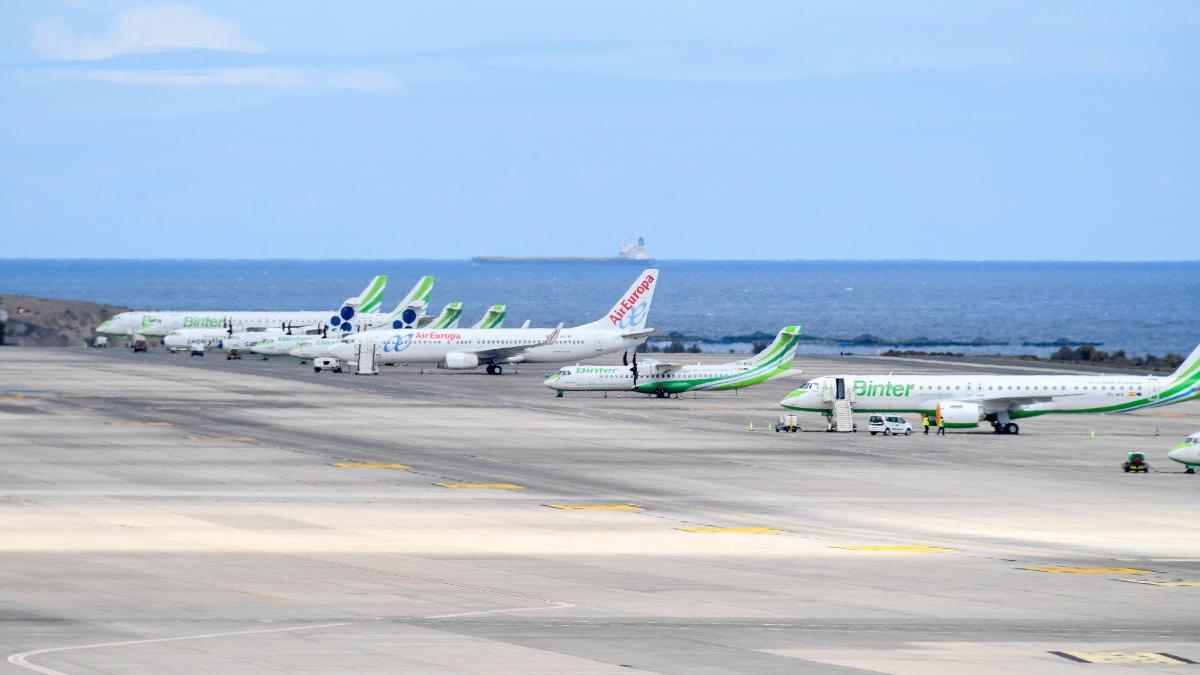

{"left": 978, "top": 393, "right": 1083, "bottom": 410}
{"left": 467, "top": 324, "right": 562, "bottom": 360}
{"left": 635, "top": 358, "right": 681, "bottom": 373}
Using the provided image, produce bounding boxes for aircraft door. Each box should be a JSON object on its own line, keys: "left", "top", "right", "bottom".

{"left": 594, "top": 334, "right": 603, "bottom": 352}
{"left": 835, "top": 377, "right": 846, "bottom": 400}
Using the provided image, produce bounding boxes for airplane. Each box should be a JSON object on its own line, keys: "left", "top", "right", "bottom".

{"left": 293, "top": 269, "right": 660, "bottom": 375}
{"left": 471, "top": 305, "right": 507, "bottom": 329}
{"left": 239, "top": 276, "right": 437, "bottom": 357}
{"left": 416, "top": 302, "right": 463, "bottom": 330}
{"left": 544, "top": 326, "right": 803, "bottom": 398}
{"left": 99, "top": 275, "right": 390, "bottom": 342}
{"left": 780, "top": 343, "right": 1200, "bottom": 435}
{"left": 1168, "top": 432, "right": 1200, "bottom": 474}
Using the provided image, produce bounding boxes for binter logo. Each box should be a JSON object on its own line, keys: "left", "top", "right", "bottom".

{"left": 182, "top": 316, "right": 224, "bottom": 329}
{"left": 609, "top": 274, "right": 655, "bottom": 326}
{"left": 853, "top": 380, "right": 914, "bottom": 397}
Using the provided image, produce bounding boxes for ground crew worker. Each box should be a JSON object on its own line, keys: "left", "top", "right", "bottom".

{"left": 936, "top": 416, "right": 946, "bottom": 436}
{"left": 922, "top": 415, "right": 930, "bottom": 435}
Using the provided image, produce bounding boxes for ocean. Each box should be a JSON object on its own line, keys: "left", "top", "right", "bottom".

{"left": 2, "top": 259, "right": 1197, "bottom": 357}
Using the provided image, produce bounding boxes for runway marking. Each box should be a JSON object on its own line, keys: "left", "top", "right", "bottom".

{"left": 1022, "top": 567, "right": 1153, "bottom": 574}
{"left": 1116, "top": 578, "right": 1200, "bottom": 587}
{"left": 1050, "top": 651, "right": 1196, "bottom": 664}
{"left": 333, "top": 462, "right": 411, "bottom": 469}
{"left": 435, "top": 482, "right": 524, "bottom": 489}
{"left": 6, "top": 621, "right": 362, "bottom": 675}
{"left": 185, "top": 434, "right": 255, "bottom": 442}
{"left": 833, "top": 545, "right": 954, "bottom": 552}
{"left": 545, "top": 504, "right": 643, "bottom": 510}
{"left": 678, "top": 527, "right": 784, "bottom": 533}
{"left": 108, "top": 421, "right": 172, "bottom": 427}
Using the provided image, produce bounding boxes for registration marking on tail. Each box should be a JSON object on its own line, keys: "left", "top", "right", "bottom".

{"left": 545, "top": 504, "right": 643, "bottom": 511}
{"left": 436, "top": 482, "right": 524, "bottom": 489}
{"left": 333, "top": 462, "right": 411, "bottom": 469}
{"left": 1021, "top": 567, "right": 1153, "bottom": 574}
{"left": 679, "top": 527, "right": 784, "bottom": 534}
{"left": 834, "top": 545, "right": 954, "bottom": 552}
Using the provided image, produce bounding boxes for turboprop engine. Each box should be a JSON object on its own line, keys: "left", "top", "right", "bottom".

{"left": 936, "top": 401, "right": 984, "bottom": 427}
{"left": 441, "top": 351, "right": 480, "bottom": 369}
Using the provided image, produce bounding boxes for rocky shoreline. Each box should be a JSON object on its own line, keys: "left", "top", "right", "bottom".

{"left": 0, "top": 295, "right": 128, "bottom": 347}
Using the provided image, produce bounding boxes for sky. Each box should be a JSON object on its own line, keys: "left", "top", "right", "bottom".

{"left": 2, "top": 1, "right": 1198, "bottom": 260}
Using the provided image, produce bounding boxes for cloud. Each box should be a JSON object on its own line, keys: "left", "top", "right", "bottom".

{"left": 33, "top": 66, "right": 399, "bottom": 94}
{"left": 32, "top": 3, "right": 264, "bottom": 60}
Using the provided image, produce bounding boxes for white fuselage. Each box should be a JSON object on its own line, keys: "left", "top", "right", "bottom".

{"left": 251, "top": 333, "right": 326, "bottom": 356}
{"left": 783, "top": 372, "right": 1186, "bottom": 421}
{"left": 1168, "top": 433, "right": 1200, "bottom": 468}
{"left": 316, "top": 327, "right": 644, "bottom": 366}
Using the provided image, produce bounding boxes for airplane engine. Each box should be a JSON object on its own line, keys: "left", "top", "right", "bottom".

{"left": 936, "top": 401, "right": 984, "bottom": 427}
{"left": 442, "top": 351, "right": 480, "bottom": 369}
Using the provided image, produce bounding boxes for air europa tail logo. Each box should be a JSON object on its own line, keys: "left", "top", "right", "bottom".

{"left": 609, "top": 274, "right": 655, "bottom": 326}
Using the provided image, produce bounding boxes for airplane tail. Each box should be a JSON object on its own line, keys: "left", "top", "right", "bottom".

{"left": 743, "top": 325, "right": 803, "bottom": 369}
{"left": 580, "top": 268, "right": 659, "bottom": 331}
{"left": 471, "top": 304, "right": 507, "bottom": 329}
{"left": 419, "top": 302, "right": 463, "bottom": 329}
{"left": 328, "top": 275, "right": 388, "bottom": 333}
{"left": 1169, "top": 343, "right": 1200, "bottom": 385}
{"left": 386, "top": 275, "right": 435, "bottom": 329}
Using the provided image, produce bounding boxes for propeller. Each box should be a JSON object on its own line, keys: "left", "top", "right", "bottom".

{"left": 626, "top": 351, "right": 639, "bottom": 385}
{"left": 285, "top": 322, "right": 293, "bottom": 336}
{"left": 226, "top": 317, "right": 233, "bottom": 337}
{"left": 321, "top": 324, "right": 328, "bottom": 339}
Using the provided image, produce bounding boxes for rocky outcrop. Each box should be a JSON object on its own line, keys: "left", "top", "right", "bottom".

{"left": 0, "top": 296, "right": 129, "bottom": 347}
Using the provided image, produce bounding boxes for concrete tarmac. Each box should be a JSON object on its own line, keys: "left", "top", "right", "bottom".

{"left": 1, "top": 347, "right": 1198, "bottom": 674}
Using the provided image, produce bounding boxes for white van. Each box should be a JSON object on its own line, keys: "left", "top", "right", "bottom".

{"left": 868, "top": 414, "right": 912, "bottom": 436}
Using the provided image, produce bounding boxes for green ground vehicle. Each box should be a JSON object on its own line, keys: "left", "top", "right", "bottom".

{"left": 1123, "top": 452, "right": 1149, "bottom": 473}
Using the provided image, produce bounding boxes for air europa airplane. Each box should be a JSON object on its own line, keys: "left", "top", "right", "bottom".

{"left": 780, "top": 343, "right": 1200, "bottom": 434}
{"left": 300, "top": 269, "right": 659, "bottom": 375}
{"left": 544, "top": 326, "right": 802, "bottom": 397}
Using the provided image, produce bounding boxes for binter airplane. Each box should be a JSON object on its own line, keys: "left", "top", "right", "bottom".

{"left": 296, "top": 269, "right": 659, "bottom": 375}
{"left": 544, "top": 326, "right": 802, "bottom": 398}
{"left": 780, "top": 343, "right": 1200, "bottom": 434}
{"left": 101, "top": 275, "right": 392, "bottom": 341}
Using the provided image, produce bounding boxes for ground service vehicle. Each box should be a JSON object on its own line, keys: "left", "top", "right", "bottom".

{"left": 869, "top": 414, "right": 913, "bottom": 436}
{"left": 1123, "top": 452, "right": 1149, "bottom": 473}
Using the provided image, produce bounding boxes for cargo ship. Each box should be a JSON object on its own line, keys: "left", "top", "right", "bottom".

{"left": 471, "top": 238, "right": 654, "bottom": 264}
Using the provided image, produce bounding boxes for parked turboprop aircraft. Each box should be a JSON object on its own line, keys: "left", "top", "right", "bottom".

{"left": 294, "top": 269, "right": 659, "bottom": 375}
{"left": 544, "top": 326, "right": 802, "bottom": 398}
{"left": 1168, "top": 432, "right": 1200, "bottom": 474}
{"left": 780, "top": 344, "right": 1200, "bottom": 434}
{"left": 98, "top": 275, "right": 390, "bottom": 340}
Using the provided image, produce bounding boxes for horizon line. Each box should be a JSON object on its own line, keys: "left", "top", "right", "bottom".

{"left": 3, "top": 257, "right": 1199, "bottom": 264}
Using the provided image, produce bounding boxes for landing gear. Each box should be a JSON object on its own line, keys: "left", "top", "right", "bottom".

{"left": 654, "top": 389, "right": 668, "bottom": 399}
{"left": 485, "top": 364, "right": 503, "bottom": 375}
{"left": 991, "top": 421, "right": 1020, "bottom": 435}
{"left": 1187, "top": 467, "right": 1196, "bottom": 475}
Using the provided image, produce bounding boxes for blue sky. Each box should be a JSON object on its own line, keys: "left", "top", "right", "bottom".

{"left": 2, "top": 1, "right": 1198, "bottom": 260}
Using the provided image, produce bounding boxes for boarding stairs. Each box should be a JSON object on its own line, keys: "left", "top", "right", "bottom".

{"left": 830, "top": 399, "right": 855, "bottom": 432}
{"left": 354, "top": 343, "right": 379, "bottom": 375}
